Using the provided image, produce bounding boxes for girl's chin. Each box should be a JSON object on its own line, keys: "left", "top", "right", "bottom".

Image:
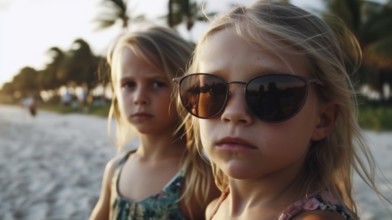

{"left": 221, "top": 161, "right": 258, "bottom": 180}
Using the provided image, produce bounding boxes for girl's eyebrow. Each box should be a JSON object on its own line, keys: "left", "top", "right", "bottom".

{"left": 146, "top": 75, "right": 169, "bottom": 82}
{"left": 120, "top": 74, "right": 168, "bottom": 82}
{"left": 119, "top": 76, "right": 132, "bottom": 82}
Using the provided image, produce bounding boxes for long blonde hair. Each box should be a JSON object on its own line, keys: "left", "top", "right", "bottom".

{"left": 107, "top": 26, "right": 215, "bottom": 218}
{"left": 178, "top": 0, "right": 390, "bottom": 216}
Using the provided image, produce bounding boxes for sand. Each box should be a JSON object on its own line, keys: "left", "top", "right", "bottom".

{"left": 0, "top": 104, "right": 391, "bottom": 219}
{"left": 0, "top": 105, "right": 116, "bottom": 219}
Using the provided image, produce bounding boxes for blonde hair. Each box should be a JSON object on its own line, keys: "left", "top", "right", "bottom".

{"left": 178, "top": 0, "right": 390, "bottom": 216}
{"left": 107, "top": 26, "right": 214, "bottom": 218}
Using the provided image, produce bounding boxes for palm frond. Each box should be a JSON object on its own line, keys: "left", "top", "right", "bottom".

{"left": 364, "top": 37, "right": 392, "bottom": 69}
{"left": 94, "top": 0, "right": 129, "bottom": 30}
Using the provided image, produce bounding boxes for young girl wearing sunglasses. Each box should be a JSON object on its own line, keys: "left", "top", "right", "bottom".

{"left": 175, "top": 1, "right": 391, "bottom": 219}
{"left": 89, "top": 26, "right": 219, "bottom": 220}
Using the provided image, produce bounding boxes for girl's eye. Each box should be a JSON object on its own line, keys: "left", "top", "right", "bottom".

{"left": 121, "top": 81, "right": 135, "bottom": 89}
{"left": 152, "top": 81, "right": 167, "bottom": 88}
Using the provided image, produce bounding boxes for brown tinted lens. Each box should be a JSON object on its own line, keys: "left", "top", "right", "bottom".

{"left": 246, "top": 75, "right": 308, "bottom": 122}
{"left": 179, "top": 74, "right": 228, "bottom": 118}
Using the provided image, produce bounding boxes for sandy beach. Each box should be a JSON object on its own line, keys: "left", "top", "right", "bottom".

{"left": 0, "top": 104, "right": 391, "bottom": 219}
{"left": 0, "top": 105, "right": 118, "bottom": 220}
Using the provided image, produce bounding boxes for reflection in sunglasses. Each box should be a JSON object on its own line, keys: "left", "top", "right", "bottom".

{"left": 174, "top": 73, "right": 322, "bottom": 122}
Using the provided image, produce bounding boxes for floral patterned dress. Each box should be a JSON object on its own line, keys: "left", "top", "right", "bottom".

{"left": 110, "top": 151, "right": 186, "bottom": 220}
{"left": 278, "top": 191, "right": 355, "bottom": 220}
{"left": 210, "top": 190, "right": 355, "bottom": 220}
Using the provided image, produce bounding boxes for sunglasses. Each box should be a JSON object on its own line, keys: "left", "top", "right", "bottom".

{"left": 173, "top": 73, "right": 322, "bottom": 123}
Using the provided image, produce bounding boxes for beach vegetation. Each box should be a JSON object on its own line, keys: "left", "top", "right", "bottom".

{"left": 358, "top": 103, "right": 392, "bottom": 131}
{"left": 0, "top": 0, "right": 391, "bottom": 130}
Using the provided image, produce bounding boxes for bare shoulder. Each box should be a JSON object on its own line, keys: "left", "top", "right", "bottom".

{"left": 205, "top": 197, "right": 220, "bottom": 220}
{"left": 105, "top": 154, "right": 124, "bottom": 174}
{"left": 293, "top": 211, "right": 348, "bottom": 220}
{"left": 88, "top": 153, "right": 125, "bottom": 220}
{"left": 100, "top": 153, "right": 128, "bottom": 192}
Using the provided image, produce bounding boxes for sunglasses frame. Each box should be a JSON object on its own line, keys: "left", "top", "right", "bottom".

{"left": 173, "top": 73, "right": 323, "bottom": 122}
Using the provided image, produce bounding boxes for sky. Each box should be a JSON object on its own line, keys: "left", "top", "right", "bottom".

{"left": 0, "top": 0, "right": 323, "bottom": 88}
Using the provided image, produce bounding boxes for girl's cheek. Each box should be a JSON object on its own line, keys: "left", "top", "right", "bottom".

{"left": 199, "top": 121, "right": 215, "bottom": 147}
{"left": 199, "top": 120, "right": 211, "bottom": 136}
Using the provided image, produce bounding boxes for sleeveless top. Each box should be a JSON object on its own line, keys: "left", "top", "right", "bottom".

{"left": 210, "top": 190, "right": 355, "bottom": 220}
{"left": 109, "top": 151, "right": 187, "bottom": 220}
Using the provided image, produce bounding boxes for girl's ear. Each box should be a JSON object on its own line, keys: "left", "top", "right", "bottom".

{"left": 311, "top": 102, "right": 337, "bottom": 141}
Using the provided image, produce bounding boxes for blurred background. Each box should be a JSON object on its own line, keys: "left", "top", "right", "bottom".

{"left": 0, "top": 1, "right": 391, "bottom": 219}
{"left": 0, "top": 0, "right": 391, "bottom": 129}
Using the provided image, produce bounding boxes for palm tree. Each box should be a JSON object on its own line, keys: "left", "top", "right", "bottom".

{"left": 167, "top": 0, "right": 215, "bottom": 32}
{"left": 0, "top": 82, "right": 15, "bottom": 98}
{"left": 94, "top": 0, "right": 145, "bottom": 32}
{"left": 12, "top": 67, "right": 40, "bottom": 98}
{"left": 321, "top": 0, "right": 392, "bottom": 101}
{"left": 59, "top": 39, "right": 100, "bottom": 90}
{"left": 39, "top": 47, "right": 65, "bottom": 91}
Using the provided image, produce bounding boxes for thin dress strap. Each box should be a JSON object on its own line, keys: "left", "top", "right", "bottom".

{"left": 209, "top": 190, "right": 229, "bottom": 220}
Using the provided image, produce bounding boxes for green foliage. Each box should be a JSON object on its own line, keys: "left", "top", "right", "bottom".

{"left": 321, "top": 0, "right": 392, "bottom": 98}
{"left": 358, "top": 105, "right": 392, "bottom": 131}
{"left": 12, "top": 67, "right": 40, "bottom": 96}
{"left": 88, "top": 104, "right": 111, "bottom": 117}
{"left": 167, "top": 0, "right": 215, "bottom": 30}
{"left": 41, "top": 102, "right": 110, "bottom": 118}
{"left": 96, "top": 0, "right": 129, "bottom": 29}
{"left": 1, "top": 39, "right": 104, "bottom": 102}
{"left": 41, "top": 104, "right": 78, "bottom": 114}
{"left": 93, "top": 0, "right": 145, "bottom": 31}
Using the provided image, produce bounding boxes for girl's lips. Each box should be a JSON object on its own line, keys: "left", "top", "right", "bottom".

{"left": 131, "top": 113, "right": 153, "bottom": 121}
{"left": 215, "top": 137, "right": 257, "bottom": 152}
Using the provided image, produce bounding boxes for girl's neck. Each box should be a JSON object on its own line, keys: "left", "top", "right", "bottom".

{"left": 135, "top": 132, "right": 186, "bottom": 162}
{"left": 226, "top": 168, "right": 309, "bottom": 218}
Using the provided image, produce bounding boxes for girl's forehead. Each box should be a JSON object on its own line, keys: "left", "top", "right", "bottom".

{"left": 197, "top": 29, "right": 312, "bottom": 76}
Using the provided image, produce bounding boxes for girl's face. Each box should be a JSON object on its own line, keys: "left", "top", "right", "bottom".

{"left": 197, "top": 29, "right": 324, "bottom": 181}
{"left": 116, "top": 47, "right": 178, "bottom": 135}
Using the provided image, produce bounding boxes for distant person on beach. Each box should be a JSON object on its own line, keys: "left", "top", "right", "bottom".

{"left": 174, "top": 1, "right": 392, "bottom": 219}
{"left": 21, "top": 96, "right": 37, "bottom": 117}
{"left": 61, "top": 89, "right": 72, "bottom": 106}
{"left": 89, "top": 26, "right": 219, "bottom": 220}
{"left": 76, "top": 85, "right": 88, "bottom": 113}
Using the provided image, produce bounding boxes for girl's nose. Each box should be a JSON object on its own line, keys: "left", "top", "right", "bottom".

{"left": 133, "top": 87, "right": 149, "bottom": 105}
{"left": 220, "top": 86, "right": 252, "bottom": 125}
